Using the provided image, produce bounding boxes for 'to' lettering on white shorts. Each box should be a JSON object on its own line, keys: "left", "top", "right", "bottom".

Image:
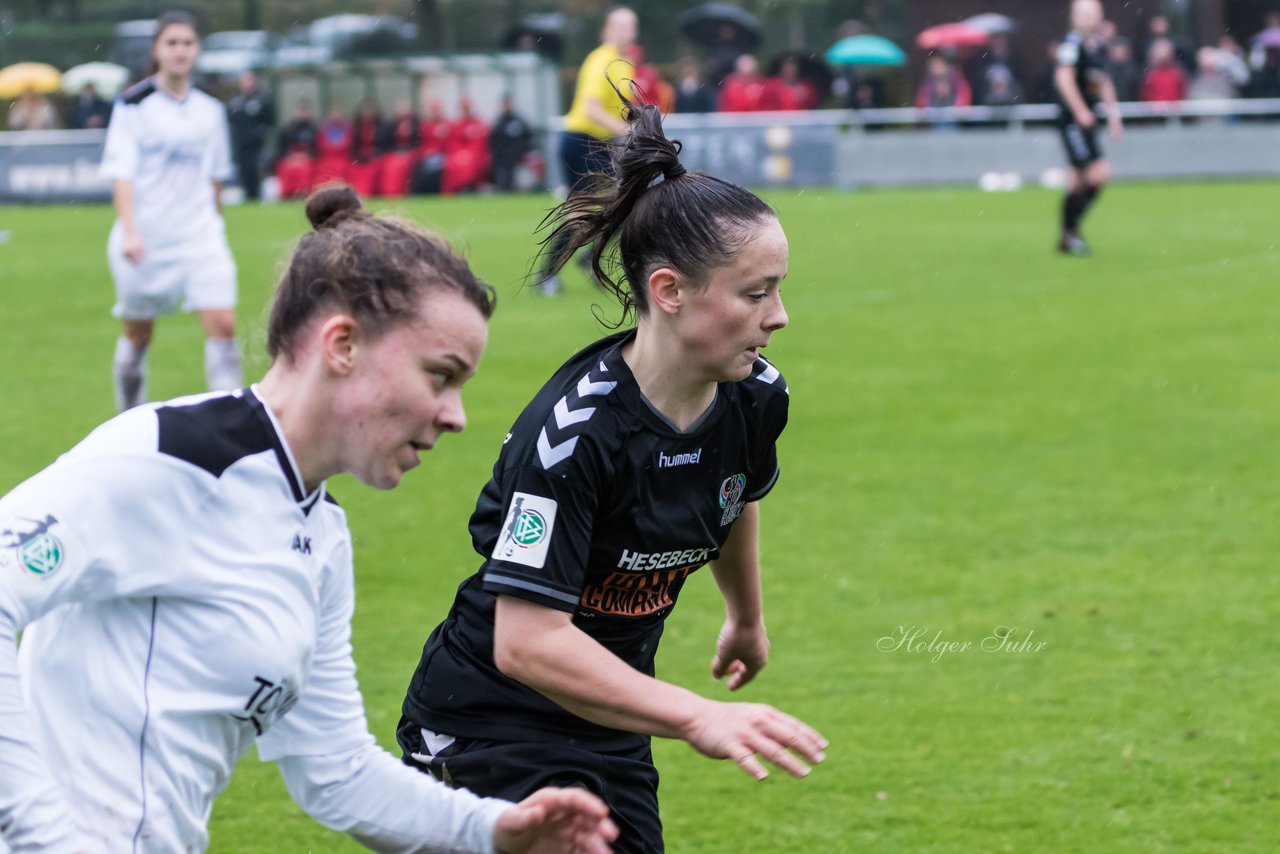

{"left": 107, "top": 228, "right": 237, "bottom": 320}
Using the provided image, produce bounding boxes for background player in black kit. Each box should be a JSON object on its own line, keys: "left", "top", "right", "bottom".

{"left": 1055, "top": 0, "right": 1123, "bottom": 256}
{"left": 398, "top": 95, "right": 827, "bottom": 852}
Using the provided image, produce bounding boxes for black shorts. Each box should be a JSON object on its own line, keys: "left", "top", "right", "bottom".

{"left": 1059, "top": 121, "right": 1103, "bottom": 169}
{"left": 398, "top": 717, "right": 663, "bottom": 854}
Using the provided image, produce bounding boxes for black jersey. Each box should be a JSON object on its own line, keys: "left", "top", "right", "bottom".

{"left": 1055, "top": 30, "right": 1109, "bottom": 120}
{"left": 402, "top": 330, "right": 789, "bottom": 749}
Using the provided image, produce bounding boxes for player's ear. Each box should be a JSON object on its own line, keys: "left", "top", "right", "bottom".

{"left": 647, "top": 267, "right": 683, "bottom": 316}
{"left": 317, "top": 314, "right": 360, "bottom": 375}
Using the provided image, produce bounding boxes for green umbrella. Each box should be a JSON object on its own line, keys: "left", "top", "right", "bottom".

{"left": 825, "top": 35, "right": 906, "bottom": 67}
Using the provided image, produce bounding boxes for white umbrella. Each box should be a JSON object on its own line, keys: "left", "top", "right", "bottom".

{"left": 62, "top": 62, "right": 131, "bottom": 99}
{"left": 963, "top": 13, "right": 1016, "bottom": 35}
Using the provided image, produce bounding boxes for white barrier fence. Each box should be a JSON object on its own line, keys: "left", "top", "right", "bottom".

{"left": 3, "top": 99, "right": 1279, "bottom": 203}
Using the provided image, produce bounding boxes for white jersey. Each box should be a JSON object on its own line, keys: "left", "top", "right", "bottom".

{"left": 0, "top": 388, "right": 510, "bottom": 854}
{"left": 101, "top": 78, "right": 233, "bottom": 253}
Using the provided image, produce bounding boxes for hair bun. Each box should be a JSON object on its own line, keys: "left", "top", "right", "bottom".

{"left": 305, "top": 184, "right": 364, "bottom": 231}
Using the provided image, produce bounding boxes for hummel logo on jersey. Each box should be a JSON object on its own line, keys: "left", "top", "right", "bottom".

{"left": 536, "top": 361, "right": 617, "bottom": 470}
{"left": 291, "top": 533, "right": 311, "bottom": 555}
{"left": 658, "top": 449, "right": 702, "bottom": 468}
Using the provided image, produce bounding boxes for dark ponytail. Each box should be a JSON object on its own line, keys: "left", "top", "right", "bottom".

{"left": 538, "top": 87, "right": 774, "bottom": 324}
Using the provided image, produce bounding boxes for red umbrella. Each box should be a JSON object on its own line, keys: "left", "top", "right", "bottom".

{"left": 916, "top": 22, "right": 991, "bottom": 51}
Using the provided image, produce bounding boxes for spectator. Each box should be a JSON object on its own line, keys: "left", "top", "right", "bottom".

{"left": 7, "top": 87, "right": 59, "bottom": 130}
{"left": 442, "top": 97, "right": 490, "bottom": 195}
{"left": 1249, "top": 11, "right": 1280, "bottom": 71}
{"left": 418, "top": 99, "right": 452, "bottom": 158}
{"left": 706, "top": 21, "right": 747, "bottom": 88}
{"left": 1144, "top": 14, "right": 1195, "bottom": 74}
{"left": 69, "top": 82, "right": 112, "bottom": 129}
{"left": 227, "top": 70, "right": 274, "bottom": 201}
{"left": 1032, "top": 39, "right": 1064, "bottom": 103}
{"left": 348, "top": 99, "right": 386, "bottom": 197}
{"left": 313, "top": 104, "right": 352, "bottom": 187}
{"left": 378, "top": 100, "right": 421, "bottom": 197}
{"left": 409, "top": 99, "right": 451, "bottom": 195}
{"left": 1215, "top": 35, "right": 1252, "bottom": 90}
{"left": 850, "top": 78, "right": 886, "bottom": 109}
{"left": 274, "top": 98, "right": 318, "bottom": 199}
{"left": 916, "top": 55, "right": 972, "bottom": 109}
{"left": 1141, "top": 38, "right": 1188, "bottom": 102}
{"left": 719, "top": 54, "right": 769, "bottom": 112}
{"left": 979, "top": 64, "right": 1023, "bottom": 106}
{"left": 1106, "top": 37, "right": 1142, "bottom": 102}
{"left": 1246, "top": 47, "right": 1280, "bottom": 98}
{"left": 774, "top": 56, "right": 820, "bottom": 110}
{"left": 626, "top": 44, "right": 675, "bottom": 113}
{"left": 489, "top": 94, "right": 534, "bottom": 193}
{"left": 1188, "top": 47, "right": 1240, "bottom": 100}
{"left": 674, "top": 58, "right": 717, "bottom": 113}
{"left": 972, "top": 32, "right": 1023, "bottom": 105}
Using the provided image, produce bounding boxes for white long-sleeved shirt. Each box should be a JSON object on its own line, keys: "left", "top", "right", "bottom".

{"left": 0, "top": 387, "right": 510, "bottom": 853}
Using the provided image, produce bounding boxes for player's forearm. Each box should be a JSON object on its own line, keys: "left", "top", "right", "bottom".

{"left": 585, "top": 99, "right": 628, "bottom": 136}
{"left": 0, "top": 612, "right": 87, "bottom": 853}
{"left": 112, "top": 179, "right": 138, "bottom": 235}
{"left": 1099, "top": 78, "right": 1121, "bottom": 113}
{"left": 1054, "top": 68, "right": 1092, "bottom": 119}
{"left": 213, "top": 180, "right": 224, "bottom": 216}
{"left": 278, "top": 743, "right": 511, "bottom": 854}
{"left": 493, "top": 598, "right": 711, "bottom": 740}
{"left": 710, "top": 502, "right": 764, "bottom": 626}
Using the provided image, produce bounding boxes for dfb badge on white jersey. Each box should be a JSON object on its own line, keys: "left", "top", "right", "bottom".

{"left": 493, "top": 491, "right": 558, "bottom": 569}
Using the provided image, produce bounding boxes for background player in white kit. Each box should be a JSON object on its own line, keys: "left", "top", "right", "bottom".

{"left": 101, "top": 11, "right": 243, "bottom": 411}
{"left": 0, "top": 186, "right": 616, "bottom": 854}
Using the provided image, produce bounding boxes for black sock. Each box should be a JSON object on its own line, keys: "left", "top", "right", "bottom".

{"left": 1062, "top": 191, "right": 1089, "bottom": 234}
{"left": 1080, "top": 184, "right": 1102, "bottom": 219}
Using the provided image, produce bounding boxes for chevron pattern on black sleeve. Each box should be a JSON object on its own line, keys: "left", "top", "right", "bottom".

{"left": 536, "top": 360, "right": 618, "bottom": 470}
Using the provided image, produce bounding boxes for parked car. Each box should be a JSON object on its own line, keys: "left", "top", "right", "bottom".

{"left": 109, "top": 19, "right": 158, "bottom": 82}
{"left": 274, "top": 14, "right": 417, "bottom": 66}
{"left": 197, "top": 30, "right": 282, "bottom": 78}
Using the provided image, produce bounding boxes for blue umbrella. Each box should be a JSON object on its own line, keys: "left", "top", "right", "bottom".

{"left": 825, "top": 35, "right": 906, "bottom": 67}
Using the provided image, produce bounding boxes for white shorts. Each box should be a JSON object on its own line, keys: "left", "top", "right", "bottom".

{"left": 107, "top": 226, "right": 237, "bottom": 320}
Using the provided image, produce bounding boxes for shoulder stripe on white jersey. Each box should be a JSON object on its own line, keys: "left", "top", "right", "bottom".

{"left": 536, "top": 360, "right": 617, "bottom": 470}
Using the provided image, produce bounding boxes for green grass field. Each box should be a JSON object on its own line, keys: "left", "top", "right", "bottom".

{"left": 2, "top": 181, "right": 1278, "bottom": 852}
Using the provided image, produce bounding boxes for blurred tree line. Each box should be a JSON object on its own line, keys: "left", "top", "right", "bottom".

{"left": 1, "top": 0, "right": 905, "bottom": 68}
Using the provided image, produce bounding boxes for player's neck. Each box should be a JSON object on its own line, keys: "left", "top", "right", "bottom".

{"left": 157, "top": 72, "right": 191, "bottom": 100}
{"left": 256, "top": 368, "right": 339, "bottom": 493}
{"left": 623, "top": 329, "right": 717, "bottom": 432}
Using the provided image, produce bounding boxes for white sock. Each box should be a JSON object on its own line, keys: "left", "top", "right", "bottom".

{"left": 113, "top": 336, "right": 148, "bottom": 412}
{"left": 205, "top": 337, "right": 244, "bottom": 392}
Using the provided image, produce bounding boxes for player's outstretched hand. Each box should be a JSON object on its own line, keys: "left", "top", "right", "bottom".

{"left": 493, "top": 786, "right": 618, "bottom": 854}
{"left": 711, "top": 619, "right": 769, "bottom": 691}
{"left": 684, "top": 700, "right": 827, "bottom": 781}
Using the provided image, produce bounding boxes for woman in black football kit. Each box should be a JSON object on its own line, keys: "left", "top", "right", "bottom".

{"left": 398, "top": 95, "right": 827, "bottom": 851}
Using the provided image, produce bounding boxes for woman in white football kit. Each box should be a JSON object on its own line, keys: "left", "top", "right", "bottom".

{"left": 0, "top": 186, "right": 616, "bottom": 854}
{"left": 102, "top": 12, "right": 243, "bottom": 411}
